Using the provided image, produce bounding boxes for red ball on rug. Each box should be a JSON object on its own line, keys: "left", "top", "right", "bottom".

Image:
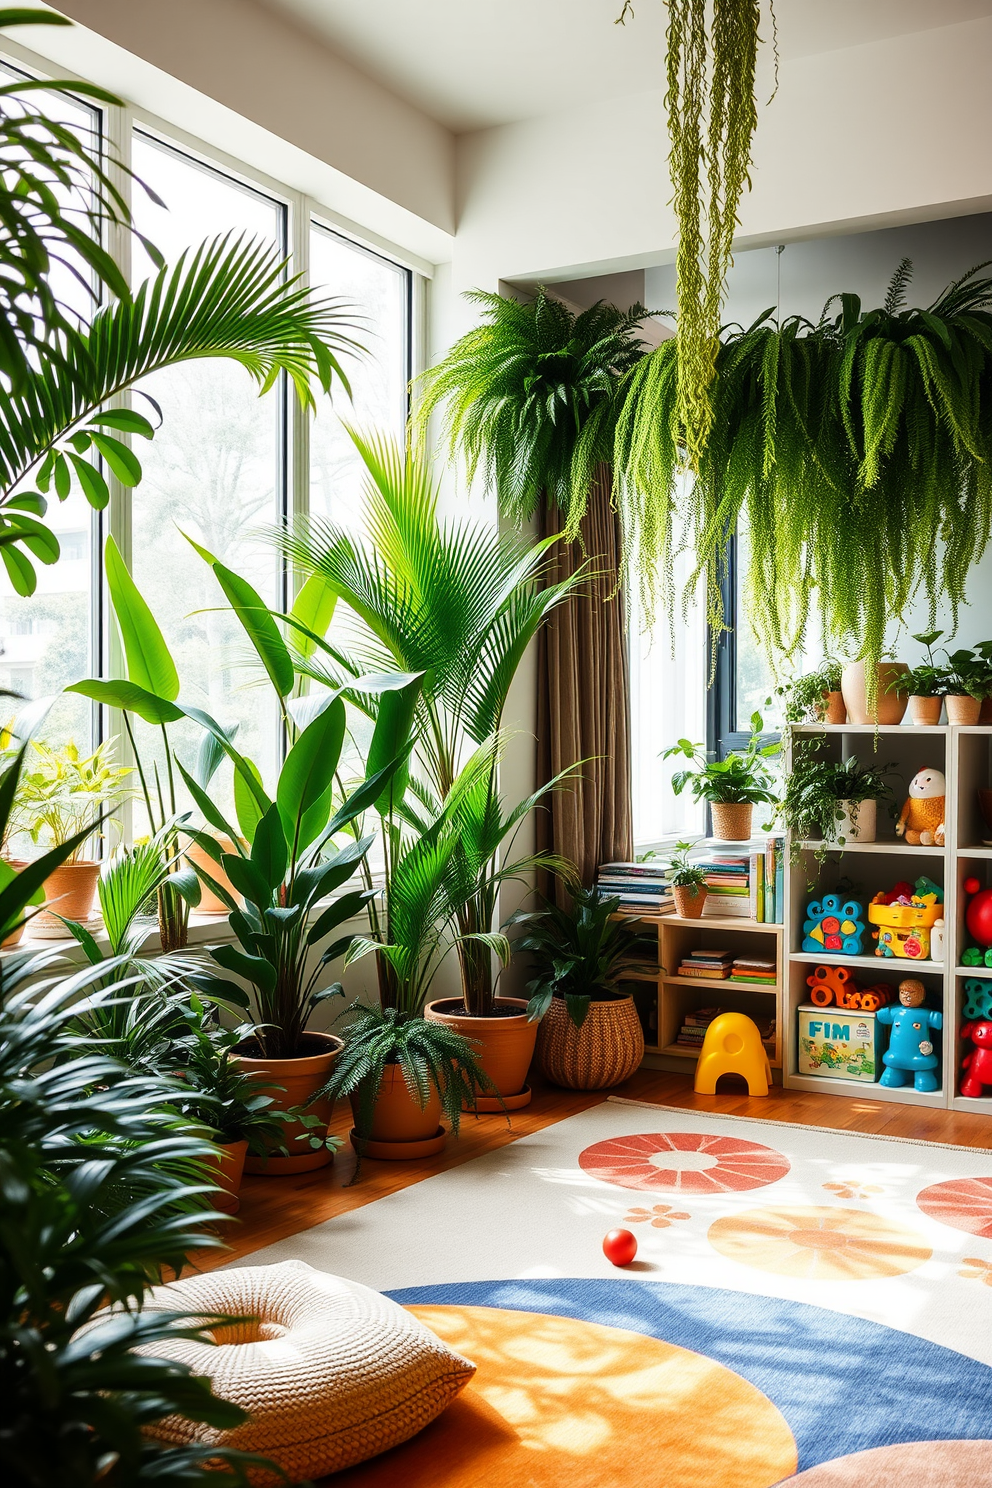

{"left": 603, "top": 1228, "right": 637, "bottom": 1266}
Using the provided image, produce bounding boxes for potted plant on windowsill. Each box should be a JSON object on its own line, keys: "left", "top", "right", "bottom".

{"left": 886, "top": 632, "right": 949, "bottom": 725}
{"left": 663, "top": 713, "right": 779, "bottom": 842}
{"left": 775, "top": 662, "right": 846, "bottom": 724}
{"left": 780, "top": 751, "right": 896, "bottom": 855}
{"left": 511, "top": 884, "right": 653, "bottom": 1091}
{"left": 666, "top": 841, "right": 709, "bottom": 919}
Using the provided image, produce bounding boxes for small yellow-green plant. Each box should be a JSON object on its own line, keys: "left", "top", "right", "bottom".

{"left": 13, "top": 738, "right": 133, "bottom": 860}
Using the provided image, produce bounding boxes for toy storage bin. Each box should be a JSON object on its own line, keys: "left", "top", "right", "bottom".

{"left": 797, "top": 1004, "right": 887, "bottom": 1082}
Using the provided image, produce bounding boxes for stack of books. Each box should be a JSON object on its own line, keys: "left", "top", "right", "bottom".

{"left": 595, "top": 862, "right": 672, "bottom": 916}
{"left": 675, "top": 1006, "right": 721, "bottom": 1050}
{"left": 729, "top": 956, "right": 777, "bottom": 985}
{"left": 677, "top": 948, "right": 732, "bottom": 980}
{"left": 698, "top": 854, "right": 751, "bottom": 918}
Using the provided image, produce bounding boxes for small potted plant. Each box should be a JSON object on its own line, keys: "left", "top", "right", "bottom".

{"left": 664, "top": 713, "right": 779, "bottom": 841}
{"left": 320, "top": 1003, "right": 494, "bottom": 1177}
{"left": 944, "top": 646, "right": 992, "bottom": 725}
{"left": 12, "top": 739, "right": 133, "bottom": 934}
{"left": 775, "top": 662, "right": 845, "bottom": 724}
{"left": 666, "top": 840, "right": 709, "bottom": 919}
{"left": 781, "top": 751, "right": 896, "bottom": 853}
{"left": 511, "top": 884, "right": 653, "bottom": 1090}
{"left": 886, "top": 632, "right": 949, "bottom": 725}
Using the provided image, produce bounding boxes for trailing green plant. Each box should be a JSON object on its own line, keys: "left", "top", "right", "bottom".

{"left": 412, "top": 287, "right": 650, "bottom": 529}
{"left": 666, "top": 840, "right": 708, "bottom": 890}
{"left": 616, "top": 0, "right": 771, "bottom": 468}
{"left": 615, "top": 260, "right": 992, "bottom": 709}
{"left": 10, "top": 736, "right": 133, "bottom": 860}
{"left": 888, "top": 631, "right": 951, "bottom": 698}
{"left": 319, "top": 1002, "right": 497, "bottom": 1181}
{"left": 664, "top": 712, "right": 779, "bottom": 806}
{"left": 510, "top": 883, "right": 654, "bottom": 1029}
{"left": 773, "top": 660, "right": 843, "bottom": 722}
{"left": 780, "top": 748, "right": 896, "bottom": 853}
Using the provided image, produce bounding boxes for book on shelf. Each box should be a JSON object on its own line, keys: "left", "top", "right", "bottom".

{"left": 701, "top": 895, "right": 753, "bottom": 918}
{"left": 677, "top": 963, "right": 730, "bottom": 979}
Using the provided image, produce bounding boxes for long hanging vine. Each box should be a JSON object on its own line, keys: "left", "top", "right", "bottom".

{"left": 617, "top": 0, "right": 769, "bottom": 469}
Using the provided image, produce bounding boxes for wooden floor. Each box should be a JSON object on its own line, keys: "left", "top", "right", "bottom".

{"left": 197, "top": 1068, "right": 992, "bottom": 1271}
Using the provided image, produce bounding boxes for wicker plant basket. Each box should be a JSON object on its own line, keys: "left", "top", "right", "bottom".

{"left": 537, "top": 994, "right": 645, "bottom": 1091}
{"left": 711, "top": 801, "right": 753, "bottom": 841}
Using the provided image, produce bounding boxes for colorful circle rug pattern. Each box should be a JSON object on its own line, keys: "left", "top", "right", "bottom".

{"left": 917, "top": 1176, "right": 992, "bottom": 1237}
{"left": 332, "top": 1305, "right": 797, "bottom": 1487}
{"left": 578, "top": 1131, "right": 790, "bottom": 1193}
{"left": 786, "top": 1439, "right": 992, "bottom": 1486}
{"left": 707, "top": 1205, "right": 932, "bottom": 1280}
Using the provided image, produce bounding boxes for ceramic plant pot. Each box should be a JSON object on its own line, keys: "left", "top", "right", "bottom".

{"left": 823, "top": 691, "right": 847, "bottom": 724}
{"left": 349, "top": 1063, "right": 446, "bottom": 1159}
{"left": 32, "top": 860, "right": 101, "bottom": 935}
{"left": 710, "top": 801, "right": 753, "bottom": 842}
{"left": 537, "top": 994, "right": 645, "bottom": 1091}
{"left": 909, "top": 695, "right": 943, "bottom": 726}
{"left": 841, "top": 661, "right": 909, "bottom": 725}
{"left": 946, "top": 694, "right": 982, "bottom": 726}
{"left": 672, "top": 883, "right": 708, "bottom": 919}
{"left": 209, "top": 1137, "right": 249, "bottom": 1215}
{"left": 425, "top": 996, "right": 536, "bottom": 1110}
{"left": 834, "top": 798, "right": 877, "bottom": 843}
{"left": 236, "top": 1032, "right": 342, "bottom": 1175}
{"left": 186, "top": 836, "right": 243, "bottom": 913}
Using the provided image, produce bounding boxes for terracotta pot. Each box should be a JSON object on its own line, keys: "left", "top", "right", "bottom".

{"left": 823, "top": 691, "right": 847, "bottom": 724}
{"left": 672, "top": 882, "right": 708, "bottom": 919}
{"left": 235, "top": 1032, "right": 342, "bottom": 1175}
{"left": 833, "top": 798, "right": 877, "bottom": 843}
{"left": 33, "top": 860, "right": 101, "bottom": 934}
{"left": 537, "top": 994, "right": 645, "bottom": 1091}
{"left": 840, "top": 661, "right": 909, "bottom": 725}
{"left": 349, "top": 1063, "right": 446, "bottom": 1159}
{"left": 209, "top": 1137, "right": 248, "bottom": 1215}
{"left": 425, "top": 997, "right": 536, "bottom": 1110}
{"left": 710, "top": 801, "right": 753, "bottom": 841}
{"left": 946, "top": 694, "right": 982, "bottom": 726}
{"left": 909, "top": 695, "right": 943, "bottom": 726}
{"left": 980, "top": 697, "right": 992, "bottom": 725}
{"left": 186, "top": 836, "right": 242, "bottom": 913}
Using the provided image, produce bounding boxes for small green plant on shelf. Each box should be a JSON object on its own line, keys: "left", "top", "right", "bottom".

{"left": 887, "top": 632, "right": 951, "bottom": 698}
{"left": 666, "top": 841, "right": 708, "bottom": 890}
{"left": 11, "top": 737, "right": 133, "bottom": 859}
{"left": 780, "top": 750, "right": 896, "bottom": 859}
{"left": 945, "top": 645, "right": 992, "bottom": 701}
{"left": 664, "top": 713, "right": 780, "bottom": 806}
{"left": 773, "top": 661, "right": 843, "bottom": 723}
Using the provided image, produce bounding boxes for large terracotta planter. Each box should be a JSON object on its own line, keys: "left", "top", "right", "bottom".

{"left": 710, "top": 801, "right": 753, "bottom": 841}
{"left": 186, "top": 836, "right": 242, "bottom": 913}
{"left": 235, "top": 1032, "right": 342, "bottom": 1175}
{"left": 537, "top": 994, "right": 645, "bottom": 1091}
{"left": 33, "top": 860, "right": 101, "bottom": 934}
{"left": 425, "top": 996, "right": 536, "bottom": 1110}
{"left": 909, "top": 695, "right": 943, "bottom": 726}
{"left": 841, "top": 661, "right": 909, "bottom": 725}
{"left": 209, "top": 1137, "right": 248, "bottom": 1215}
{"left": 946, "top": 694, "right": 982, "bottom": 726}
{"left": 349, "top": 1063, "right": 446, "bottom": 1159}
{"left": 823, "top": 691, "right": 847, "bottom": 724}
{"left": 833, "top": 798, "right": 877, "bottom": 843}
{"left": 672, "top": 883, "right": 707, "bottom": 919}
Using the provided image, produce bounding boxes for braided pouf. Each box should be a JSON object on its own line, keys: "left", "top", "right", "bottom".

{"left": 140, "top": 1259, "right": 476, "bottom": 1483}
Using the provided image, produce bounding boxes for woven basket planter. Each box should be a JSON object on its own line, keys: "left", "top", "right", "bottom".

{"left": 537, "top": 994, "right": 644, "bottom": 1091}
{"left": 710, "top": 802, "right": 753, "bottom": 842}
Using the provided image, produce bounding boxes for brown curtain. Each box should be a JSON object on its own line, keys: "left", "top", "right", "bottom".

{"left": 536, "top": 466, "right": 633, "bottom": 903}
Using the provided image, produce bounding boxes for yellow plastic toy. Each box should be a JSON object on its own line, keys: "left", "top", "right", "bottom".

{"left": 693, "top": 1011, "right": 771, "bottom": 1096}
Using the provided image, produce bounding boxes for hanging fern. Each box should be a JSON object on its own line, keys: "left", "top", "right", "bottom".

{"left": 618, "top": 0, "right": 768, "bottom": 469}
{"left": 411, "top": 287, "right": 651, "bottom": 529}
{"left": 615, "top": 259, "right": 992, "bottom": 704}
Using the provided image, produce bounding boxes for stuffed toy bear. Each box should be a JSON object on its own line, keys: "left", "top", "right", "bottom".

{"left": 895, "top": 768, "right": 945, "bottom": 846}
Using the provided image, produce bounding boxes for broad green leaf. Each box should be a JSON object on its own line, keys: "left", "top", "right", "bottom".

{"left": 179, "top": 705, "right": 272, "bottom": 824}
{"left": 365, "top": 673, "right": 423, "bottom": 817}
{"left": 233, "top": 755, "right": 267, "bottom": 844}
{"left": 105, "top": 535, "right": 179, "bottom": 699}
{"left": 90, "top": 431, "right": 142, "bottom": 486}
{"left": 67, "top": 453, "right": 109, "bottom": 510}
{"left": 251, "top": 804, "right": 288, "bottom": 891}
{"left": 211, "top": 942, "right": 276, "bottom": 992}
{"left": 276, "top": 696, "right": 346, "bottom": 853}
{"left": 184, "top": 531, "right": 294, "bottom": 698}
{"left": 0, "top": 543, "right": 36, "bottom": 596}
{"left": 6, "top": 492, "right": 47, "bottom": 517}
{"left": 66, "top": 678, "right": 183, "bottom": 726}
{"left": 290, "top": 572, "right": 336, "bottom": 659}
{"left": 175, "top": 759, "right": 241, "bottom": 843}
{"left": 87, "top": 409, "right": 155, "bottom": 438}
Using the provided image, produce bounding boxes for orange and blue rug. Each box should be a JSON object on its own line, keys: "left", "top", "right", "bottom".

{"left": 244, "top": 1099, "right": 992, "bottom": 1485}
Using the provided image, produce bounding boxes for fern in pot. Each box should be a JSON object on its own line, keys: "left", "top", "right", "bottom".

{"left": 774, "top": 662, "right": 845, "bottom": 724}
{"left": 782, "top": 750, "right": 896, "bottom": 854}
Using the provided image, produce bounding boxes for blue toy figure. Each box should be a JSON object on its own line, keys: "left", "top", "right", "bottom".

{"left": 876, "top": 978, "right": 942, "bottom": 1092}
{"left": 802, "top": 894, "right": 866, "bottom": 956}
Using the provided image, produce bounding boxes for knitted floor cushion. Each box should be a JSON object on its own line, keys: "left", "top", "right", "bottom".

{"left": 140, "top": 1259, "right": 476, "bottom": 1483}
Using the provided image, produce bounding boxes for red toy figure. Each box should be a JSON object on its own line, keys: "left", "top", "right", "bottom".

{"left": 965, "top": 879, "right": 992, "bottom": 949}
{"left": 960, "top": 1022, "right": 992, "bottom": 1098}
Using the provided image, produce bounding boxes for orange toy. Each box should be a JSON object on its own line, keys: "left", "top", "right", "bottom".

{"left": 806, "top": 965, "right": 892, "bottom": 1013}
{"left": 694, "top": 1011, "right": 771, "bottom": 1097}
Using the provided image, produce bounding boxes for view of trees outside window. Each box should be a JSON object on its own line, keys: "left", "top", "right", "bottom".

{"left": 309, "top": 223, "right": 409, "bottom": 524}
{"left": 128, "top": 134, "right": 286, "bottom": 827}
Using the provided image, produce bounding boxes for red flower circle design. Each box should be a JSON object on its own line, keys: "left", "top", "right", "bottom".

{"left": 917, "top": 1176, "right": 992, "bottom": 1237}
{"left": 578, "top": 1131, "right": 791, "bottom": 1193}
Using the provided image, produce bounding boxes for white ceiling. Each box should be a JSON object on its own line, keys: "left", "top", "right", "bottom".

{"left": 261, "top": 0, "right": 992, "bottom": 132}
